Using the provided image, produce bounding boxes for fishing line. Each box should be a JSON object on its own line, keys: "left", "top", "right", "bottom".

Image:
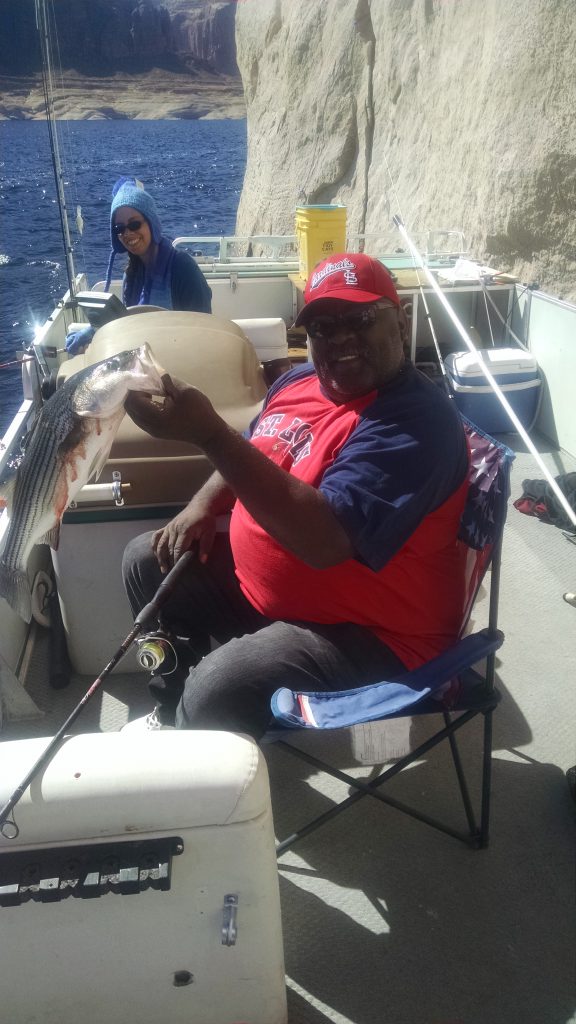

{"left": 481, "top": 280, "right": 530, "bottom": 351}
{"left": 34, "top": 0, "right": 77, "bottom": 302}
{"left": 481, "top": 286, "right": 496, "bottom": 346}
{"left": 49, "top": 3, "right": 88, "bottom": 273}
{"left": 0, "top": 550, "right": 195, "bottom": 840}
{"left": 380, "top": 144, "right": 449, "bottom": 381}
{"left": 392, "top": 215, "right": 576, "bottom": 530}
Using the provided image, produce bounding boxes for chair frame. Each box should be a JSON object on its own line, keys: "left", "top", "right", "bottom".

{"left": 269, "top": 424, "right": 512, "bottom": 857}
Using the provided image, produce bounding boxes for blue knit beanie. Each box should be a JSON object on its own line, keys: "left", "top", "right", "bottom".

{"left": 104, "top": 177, "right": 163, "bottom": 290}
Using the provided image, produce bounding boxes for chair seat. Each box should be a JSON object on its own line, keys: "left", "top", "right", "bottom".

{"left": 271, "top": 628, "right": 504, "bottom": 730}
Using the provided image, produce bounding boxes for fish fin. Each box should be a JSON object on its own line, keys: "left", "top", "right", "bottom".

{"left": 0, "top": 561, "right": 32, "bottom": 623}
{"left": 38, "top": 523, "right": 61, "bottom": 550}
{"left": 90, "top": 445, "right": 115, "bottom": 483}
{"left": 87, "top": 411, "right": 125, "bottom": 483}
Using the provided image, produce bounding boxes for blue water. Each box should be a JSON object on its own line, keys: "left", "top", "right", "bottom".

{"left": 0, "top": 118, "right": 247, "bottom": 432}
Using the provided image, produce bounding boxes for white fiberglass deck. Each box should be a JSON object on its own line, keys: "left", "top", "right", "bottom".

{"left": 1, "top": 433, "right": 574, "bottom": 1024}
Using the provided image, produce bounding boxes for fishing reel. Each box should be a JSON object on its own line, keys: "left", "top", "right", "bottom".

{"left": 135, "top": 630, "right": 180, "bottom": 675}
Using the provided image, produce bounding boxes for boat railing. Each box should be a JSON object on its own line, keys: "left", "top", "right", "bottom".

{"left": 174, "top": 231, "right": 468, "bottom": 275}
{"left": 173, "top": 234, "right": 299, "bottom": 267}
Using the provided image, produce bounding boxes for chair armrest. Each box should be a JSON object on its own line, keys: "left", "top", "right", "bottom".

{"left": 271, "top": 628, "right": 504, "bottom": 729}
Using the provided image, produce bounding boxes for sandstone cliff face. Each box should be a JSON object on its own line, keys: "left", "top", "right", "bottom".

{"left": 167, "top": 1, "right": 239, "bottom": 76}
{"left": 0, "top": 0, "right": 243, "bottom": 120}
{"left": 0, "top": 0, "right": 173, "bottom": 72}
{"left": 235, "top": 0, "right": 576, "bottom": 301}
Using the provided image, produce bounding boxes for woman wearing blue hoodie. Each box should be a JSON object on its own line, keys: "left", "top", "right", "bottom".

{"left": 66, "top": 177, "right": 212, "bottom": 354}
{"left": 104, "top": 176, "right": 212, "bottom": 312}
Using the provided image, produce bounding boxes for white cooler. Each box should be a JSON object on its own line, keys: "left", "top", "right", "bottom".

{"left": 444, "top": 347, "right": 541, "bottom": 433}
{"left": 0, "top": 732, "right": 287, "bottom": 1024}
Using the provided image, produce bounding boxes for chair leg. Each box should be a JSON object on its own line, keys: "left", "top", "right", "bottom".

{"left": 274, "top": 710, "right": 484, "bottom": 854}
{"left": 443, "top": 711, "right": 479, "bottom": 838}
{"left": 478, "top": 709, "right": 494, "bottom": 848}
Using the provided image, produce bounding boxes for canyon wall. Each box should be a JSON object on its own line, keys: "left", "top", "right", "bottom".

{"left": 0, "top": 0, "right": 243, "bottom": 120}
{"left": 235, "top": 0, "right": 576, "bottom": 301}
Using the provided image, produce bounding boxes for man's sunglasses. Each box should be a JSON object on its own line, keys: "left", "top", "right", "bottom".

{"left": 113, "top": 218, "right": 143, "bottom": 236}
{"left": 305, "top": 305, "right": 393, "bottom": 340}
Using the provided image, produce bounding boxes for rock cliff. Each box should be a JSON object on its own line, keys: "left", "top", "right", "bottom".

{"left": 0, "top": 0, "right": 243, "bottom": 120}
{"left": 166, "top": 0, "right": 239, "bottom": 76}
{"left": 235, "top": 0, "right": 576, "bottom": 301}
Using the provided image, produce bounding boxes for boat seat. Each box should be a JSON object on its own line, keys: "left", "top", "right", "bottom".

{"left": 65, "top": 305, "right": 164, "bottom": 340}
{"left": 57, "top": 311, "right": 267, "bottom": 506}
{"left": 125, "top": 304, "right": 165, "bottom": 314}
{"left": 232, "top": 317, "right": 290, "bottom": 385}
{"left": 231, "top": 317, "right": 287, "bottom": 362}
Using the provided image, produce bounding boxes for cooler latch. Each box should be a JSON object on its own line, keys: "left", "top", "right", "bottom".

{"left": 221, "top": 893, "right": 238, "bottom": 946}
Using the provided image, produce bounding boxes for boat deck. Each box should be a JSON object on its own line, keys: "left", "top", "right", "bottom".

{"left": 2, "top": 434, "right": 575, "bottom": 1024}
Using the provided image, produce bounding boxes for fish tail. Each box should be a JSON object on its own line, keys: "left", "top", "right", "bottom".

{"left": 0, "top": 560, "right": 32, "bottom": 623}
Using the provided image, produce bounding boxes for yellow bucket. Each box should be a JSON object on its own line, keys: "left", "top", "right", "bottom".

{"left": 295, "top": 205, "right": 347, "bottom": 280}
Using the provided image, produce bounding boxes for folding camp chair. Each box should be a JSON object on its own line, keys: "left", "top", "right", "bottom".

{"left": 268, "top": 419, "right": 514, "bottom": 855}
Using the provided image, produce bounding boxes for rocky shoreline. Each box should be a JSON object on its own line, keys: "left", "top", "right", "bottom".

{"left": 0, "top": 69, "right": 245, "bottom": 121}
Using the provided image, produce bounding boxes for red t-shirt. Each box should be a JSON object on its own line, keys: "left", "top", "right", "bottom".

{"left": 230, "top": 365, "right": 470, "bottom": 670}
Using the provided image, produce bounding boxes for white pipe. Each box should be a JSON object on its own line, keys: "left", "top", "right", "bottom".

{"left": 393, "top": 216, "right": 576, "bottom": 529}
{"left": 68, "top": 482, "right": 129, "bottom": 507}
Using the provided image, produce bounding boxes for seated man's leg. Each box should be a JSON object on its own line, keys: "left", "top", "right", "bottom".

{"left": 122, "top": 531, "right": 270, "bottom": 722}
{"left": 175, "top": 620, "right": 406, "bottom": 739}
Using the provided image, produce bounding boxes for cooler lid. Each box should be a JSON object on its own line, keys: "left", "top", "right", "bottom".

{"left": 445, "top": 347, "right": 538, "bottom": 379}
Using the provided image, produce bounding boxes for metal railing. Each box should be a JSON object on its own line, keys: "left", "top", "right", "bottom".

{"left": 173, "top": 230, "right": 468, "bottom": 270}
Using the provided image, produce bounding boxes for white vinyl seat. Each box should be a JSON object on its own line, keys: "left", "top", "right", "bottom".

{"left": 232, "top": 317, "right": 288, "bottom": 363}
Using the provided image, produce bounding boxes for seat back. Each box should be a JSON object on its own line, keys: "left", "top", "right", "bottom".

{"left": 458, "top": 418, "right": 514, "bottom": 632}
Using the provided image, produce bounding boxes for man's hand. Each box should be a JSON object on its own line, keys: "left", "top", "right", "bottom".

{"left": 125, "top": 374, "right": 227, "bottom": 448}
{"left": 128, "top": 375, "right": 354, "bottom": 570}
{"left": 152, "top": 500, "right": 217, "bottom": 573}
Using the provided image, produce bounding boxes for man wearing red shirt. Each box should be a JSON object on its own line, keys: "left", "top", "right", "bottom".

{"left": 123, "top": 253, "right": 469, "bottom": 735}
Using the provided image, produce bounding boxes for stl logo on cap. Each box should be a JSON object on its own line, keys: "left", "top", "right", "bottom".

{"left": 298, "top": 253, "right": 400, "bottom": 322}
{"left": 308, "top": 256, "right": 356, "bottom": 292}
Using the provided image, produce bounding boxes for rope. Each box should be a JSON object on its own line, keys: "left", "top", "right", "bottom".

{"left": 392, "top": 216, "right": 576, "bottom": 529}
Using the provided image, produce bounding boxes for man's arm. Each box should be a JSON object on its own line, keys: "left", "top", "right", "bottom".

{"left": 125, "top": 378, "right": 354, "bottom": 569}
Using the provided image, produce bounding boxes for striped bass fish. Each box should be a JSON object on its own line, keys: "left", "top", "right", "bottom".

{"left": 0, "top": 344, "right": 164, "bottom": 622}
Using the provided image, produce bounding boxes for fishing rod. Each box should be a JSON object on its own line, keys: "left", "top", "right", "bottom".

{"left": 0, "top": 357, "right": 34, "bottom": 371}
{"left": 0, "top": 549, "right": 195, "bottom": 840}
{"left": 35, "top": 0, "right": 77, "bottom": 303}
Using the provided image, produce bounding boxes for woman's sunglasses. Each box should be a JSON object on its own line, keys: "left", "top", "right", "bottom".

{"left": 113, "top": 218, "right": 143, "bottom": 236}
{"left": 305, "top": 305, "right": 393, "bottom": 340}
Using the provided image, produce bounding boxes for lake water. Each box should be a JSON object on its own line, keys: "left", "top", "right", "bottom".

{"left": 0, "top": 118, "right": 247, "bottom": 432}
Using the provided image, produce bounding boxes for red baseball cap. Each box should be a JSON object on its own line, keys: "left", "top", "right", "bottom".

{"left": 294, "top": 252, "right": 400, "bottom": 326}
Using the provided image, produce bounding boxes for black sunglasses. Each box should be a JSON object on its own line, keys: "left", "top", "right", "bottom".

{"left": 113, "top": 218, "right": 143, "bottom": 236}
{"left": 306, "top": 305, "right": 392, "bottom": 340}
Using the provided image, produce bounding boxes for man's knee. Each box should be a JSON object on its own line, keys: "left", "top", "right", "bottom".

{"left": 175, "top": 632, "right": 279, "bottom": 738}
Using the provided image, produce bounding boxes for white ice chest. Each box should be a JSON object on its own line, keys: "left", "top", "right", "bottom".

{"left": 0, "top": 731, "right": 287, "bottom": 1024}
{"left": 444, "top": 347, "right": 541, "bottom": 433}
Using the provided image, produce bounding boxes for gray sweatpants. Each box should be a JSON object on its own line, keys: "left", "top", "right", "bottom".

{"left": 122, "top": 532, "right": 406, "bottom": 739}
